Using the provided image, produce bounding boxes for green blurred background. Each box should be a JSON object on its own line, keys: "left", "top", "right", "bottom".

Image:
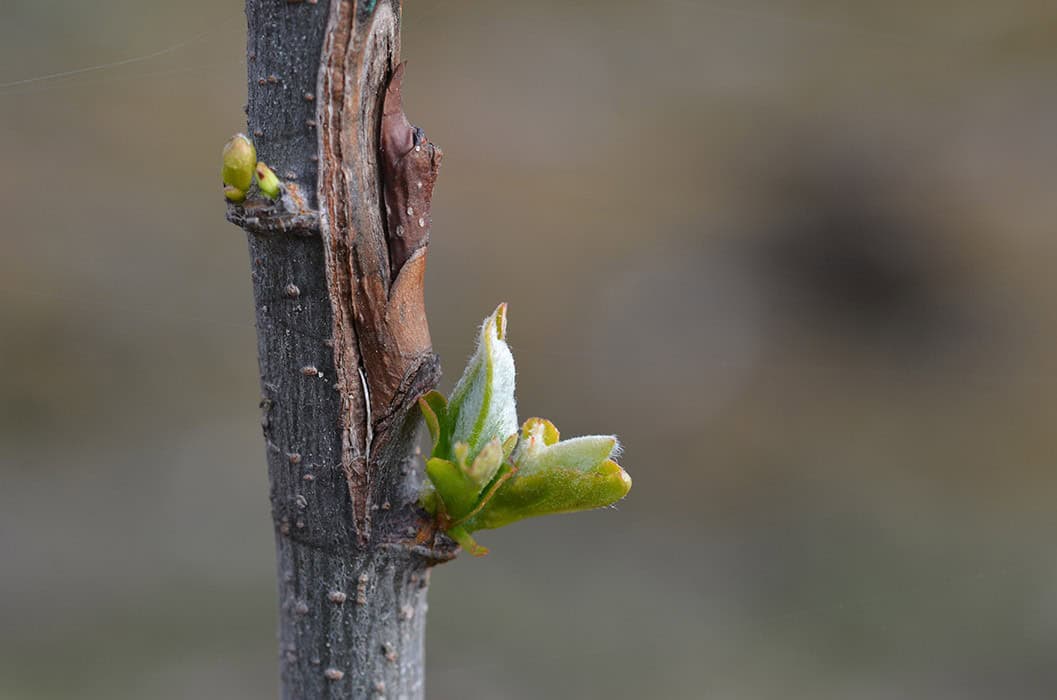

{"left": 2, "top": 1, "right": 1057, "bottom": 698}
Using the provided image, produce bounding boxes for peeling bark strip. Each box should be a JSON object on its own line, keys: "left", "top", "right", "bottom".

{"left": 239, "top": 0, "right": 453, "bottom": 697}
{"left": 317, "top": 0, "right": 440, "bottom": 540}
{"left": 381, "top": 62, "right": 443, "bottom": 275}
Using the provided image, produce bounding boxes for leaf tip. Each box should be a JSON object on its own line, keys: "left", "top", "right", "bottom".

{"left": 492, "top": 302, "right": 508, "bottom": 340}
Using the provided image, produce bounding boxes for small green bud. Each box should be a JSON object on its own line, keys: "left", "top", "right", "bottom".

{"left": 256, "top": 162, "right": 281, "bottom": 199}
{"left": 223, "top": 184, "right": 247, "bottom": 203}
{"left": 222, "top": 133, "right": 256, "bottom": 192}
{"left": 464, "top": 437, "right": 503, "bottom": 486}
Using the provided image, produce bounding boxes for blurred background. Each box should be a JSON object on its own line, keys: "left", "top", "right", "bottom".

{"left": 2, "top": 1, "right": 1057, "bottom": 698}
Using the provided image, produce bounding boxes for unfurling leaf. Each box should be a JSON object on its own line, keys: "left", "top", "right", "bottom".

{"left": 425, "top": 457, "right": 478, "bottom": 521}
{"left": 418, "top": 391, "right": 448, "bottom": 454}
{"left": 446, "top": 303, "right": 518, "bottom": 461}
{"left": 512, "top": 417, "right": 617, "bottom": 475}
{"left": 465, "top": 458, "right": 631, "bottom": 532}
{"left": 419, "top": 304, "right": 631, "bottom": 555}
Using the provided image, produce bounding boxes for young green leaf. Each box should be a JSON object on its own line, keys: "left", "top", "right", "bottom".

{"left": 418, "top": 390, "right": 450, "bottom": 458}
{"left": 465, "top": 459, "right": 632, "bottom": 532}
{"left": 446, "top": 304, "right": 518, "bottom": 462}
{"left": 513, "top": 417, "right": 618, "bottom": 475}
{"left": 425, "top": 457, "right": 478, "bottom": 521}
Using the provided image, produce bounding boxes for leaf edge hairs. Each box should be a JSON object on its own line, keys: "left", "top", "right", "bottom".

{"left": 419, "top": 304, "right": 632, "bottom": 556}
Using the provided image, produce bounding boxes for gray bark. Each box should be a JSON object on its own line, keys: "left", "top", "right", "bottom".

{"left": 232, "top": 1, "right": 453, "bottom": 697}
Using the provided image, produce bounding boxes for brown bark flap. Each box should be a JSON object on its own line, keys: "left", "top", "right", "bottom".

{"left": 381, "top": 62, "right": 443, "bottom": 279}
{"left": 357, "top": 58, "right": 441, "bottom": 421}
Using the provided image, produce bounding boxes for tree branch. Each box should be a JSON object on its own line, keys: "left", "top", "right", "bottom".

{"left": 236, "top": 1, "right": 453, "bottom": 696}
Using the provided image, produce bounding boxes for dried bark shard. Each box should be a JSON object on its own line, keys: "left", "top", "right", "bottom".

{"left": 381, "top": 62, "right": 443, "bottom": 277}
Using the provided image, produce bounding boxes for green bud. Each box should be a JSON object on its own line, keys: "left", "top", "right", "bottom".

{"left": 256, "top": 162, "right": 281, "bottom": 199}
{"left": 223, "top": 184, "right": 247, "bottom": 203}
{"left": 464, "top": 437, "right": 503, "bottom": 486}
{"left": 222, "top": 133, "right": 256, "bottom": 192}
